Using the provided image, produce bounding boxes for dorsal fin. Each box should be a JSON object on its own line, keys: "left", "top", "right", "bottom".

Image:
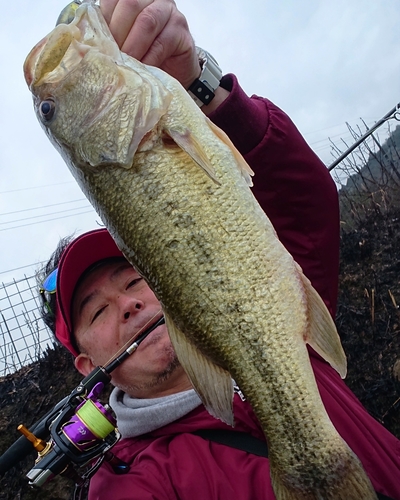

{"left": 296, "top": 263, "right": 347, "bottom": 378}
{"left": 207, "top": 118, "right": 254, "bottom": 186}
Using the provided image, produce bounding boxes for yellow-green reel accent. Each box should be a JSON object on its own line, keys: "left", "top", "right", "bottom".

{"left": 76, "top": 400, "right": 115, "bottom": 439}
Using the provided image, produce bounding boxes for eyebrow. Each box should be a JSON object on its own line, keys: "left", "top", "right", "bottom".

{"left": 110, "top": 262, "right": 135, "bottom": 282}
{"left": 78, "top": 289, "right": 100, "bottom": 318}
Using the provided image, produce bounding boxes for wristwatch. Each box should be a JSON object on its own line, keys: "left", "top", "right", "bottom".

{"left": 188, "top": 47, "right": 223, "bottom": 107}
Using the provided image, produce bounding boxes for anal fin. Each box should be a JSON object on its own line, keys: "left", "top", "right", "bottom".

{"left": 164, "top": 311, "right": 235, "bottom": 426}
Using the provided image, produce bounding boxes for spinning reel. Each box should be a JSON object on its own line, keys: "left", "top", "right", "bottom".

{"left": 0, "top": 317, "right": 165, "bottom": 497}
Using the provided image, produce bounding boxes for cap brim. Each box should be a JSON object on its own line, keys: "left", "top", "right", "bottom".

{"left": 55, "top": 228, "right": 123, "bottom": 355}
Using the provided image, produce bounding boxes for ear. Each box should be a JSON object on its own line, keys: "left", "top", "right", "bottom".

{"left": 74, "top": 352, "right": 96, "bottom": 376}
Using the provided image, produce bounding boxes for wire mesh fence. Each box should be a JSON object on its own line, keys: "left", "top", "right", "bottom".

{"left": 0, "top": 274, "right": 55, "bottom": 377}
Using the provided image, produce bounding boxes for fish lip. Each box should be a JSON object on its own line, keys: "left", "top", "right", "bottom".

{"left": 23, "top": 24, "right": 81, "bottom": 91}
{"left": 24, "top": 2, "right": 113, "bottom": 92}
{"left": 24, "top": 35, "right": 48, "bottom": 88}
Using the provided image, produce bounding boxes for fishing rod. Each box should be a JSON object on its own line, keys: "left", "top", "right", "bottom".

{"left": 328, "top": 102, "right": 400, "bottom": 171}
{"left": 0, "top": 316, "right": 165, "bottom": 493}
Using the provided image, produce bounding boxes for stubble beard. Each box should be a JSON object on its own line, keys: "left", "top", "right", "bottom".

{"left": 118, "top": 342, "right": 182, "bottom": 396}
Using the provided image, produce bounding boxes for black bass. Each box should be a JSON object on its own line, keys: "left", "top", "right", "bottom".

{"left": 24, "top": 1, "right": 376, "bottom": 498}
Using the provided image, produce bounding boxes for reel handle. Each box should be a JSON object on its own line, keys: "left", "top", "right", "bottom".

{"left": 0, "top": 396, "right": 68, "bottom": 475}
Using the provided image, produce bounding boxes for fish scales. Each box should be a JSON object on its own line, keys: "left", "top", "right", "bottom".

{"left": 24, "top": 1, "right": 377, "bottom": 498}
{"left": 87, "top": 153, "right": 333, "bottom": 473}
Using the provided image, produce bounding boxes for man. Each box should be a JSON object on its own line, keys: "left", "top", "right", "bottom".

{"left": 39, "top": 0, "right": 400, "bottom": 498}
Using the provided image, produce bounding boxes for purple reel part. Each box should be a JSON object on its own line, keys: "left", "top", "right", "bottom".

{"left": 62, "top": 383, "right": 116, "bottom": 451}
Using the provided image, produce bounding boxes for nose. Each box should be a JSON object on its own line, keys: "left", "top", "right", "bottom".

{"left": 119, "top": 295, "right": 144, "bottom": 322}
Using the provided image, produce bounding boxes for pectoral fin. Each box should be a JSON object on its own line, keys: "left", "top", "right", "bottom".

{"left": 164, "top": 311, "right": 235, "bottom": 426}
{"left": 298, "top": 266, "right": 347, "bottom": 378}
{"left": 166, "top": 128, "right": 220, "bottom": 184}
{"left": 166, "top": 118, "right": 254, "bottom": 188}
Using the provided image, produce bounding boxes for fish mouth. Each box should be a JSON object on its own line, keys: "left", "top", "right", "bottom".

{"left": 23, "top": 1, "right": 121, "bottom": 91}
{"left": 23, "top": 23, "right": 81, "bottom": 90}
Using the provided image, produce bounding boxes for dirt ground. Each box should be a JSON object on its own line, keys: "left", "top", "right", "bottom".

{"left": 0, "top": 206, "right": 399, "bottom": 500}
{"left": 338, "top": 207, "right": 400, "bottom": 436}
{"left": 0, "top": 348, "right": 81, "bottom": 500}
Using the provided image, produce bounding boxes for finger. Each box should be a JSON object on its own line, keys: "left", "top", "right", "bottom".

{"left": 142, "top": 27, "right": 199, "bottom": 88}
{"left": 99, "top": 0, "right": 118, "bottom": 25}
{"left": 141, "top": 11, "right": 200, "bottom": 88}
{"left": 120, "top": 1, "right": 173, "bottom": 61}
{"left": 104, "top": 0, "right": 155, "bottom": 50}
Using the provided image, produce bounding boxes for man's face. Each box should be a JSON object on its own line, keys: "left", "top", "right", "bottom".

{"left": 71, "top": 260, "right": 191, "bottom": 398}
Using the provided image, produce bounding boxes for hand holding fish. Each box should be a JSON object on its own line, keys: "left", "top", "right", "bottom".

{"left": 100, "top": 0, "right": 199, "bottom": 89}
{"left": 99, "top": 0, "right": 229, "bottom": 112}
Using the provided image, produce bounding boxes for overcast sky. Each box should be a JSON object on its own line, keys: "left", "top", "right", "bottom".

{"left": 0, "top": 0, "right": 399, "bottom": 284}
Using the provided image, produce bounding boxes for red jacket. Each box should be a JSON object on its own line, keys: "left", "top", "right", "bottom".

{"left": 89, "top": 75, "right": 400, "bottom": 500}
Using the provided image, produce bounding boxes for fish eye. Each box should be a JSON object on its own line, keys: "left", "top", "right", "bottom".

{"left": 39, "top": 99, "right": 56, "bottom": 121}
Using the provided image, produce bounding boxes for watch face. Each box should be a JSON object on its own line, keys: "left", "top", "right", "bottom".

{"left": 188, "top": 78, "right": 215, "bottom": 106}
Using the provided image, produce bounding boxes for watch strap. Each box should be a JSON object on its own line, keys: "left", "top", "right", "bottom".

{"left": 188, "top": 47, "right": 222, "bottom": 107}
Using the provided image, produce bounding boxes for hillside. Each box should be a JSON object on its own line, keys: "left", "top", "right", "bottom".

{"left": 338, "top": 124, "right": 400, "bottom": 228}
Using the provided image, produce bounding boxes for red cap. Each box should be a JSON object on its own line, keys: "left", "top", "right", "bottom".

{"left": 55, "top": 228, "right": 124, "bottom": 356}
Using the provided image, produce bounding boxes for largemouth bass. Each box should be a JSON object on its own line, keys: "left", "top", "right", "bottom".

{"left": 24, "top": 1, "right": 377, "bottom": 498}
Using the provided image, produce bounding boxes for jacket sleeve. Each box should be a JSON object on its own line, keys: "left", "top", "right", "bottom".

{"left": 208, "top": 75, "right": 340, "bottom": 317}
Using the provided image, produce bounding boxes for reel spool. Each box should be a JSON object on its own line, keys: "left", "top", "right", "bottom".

{"left": 61, "top": 384, "right": 116, "bottom": 452}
